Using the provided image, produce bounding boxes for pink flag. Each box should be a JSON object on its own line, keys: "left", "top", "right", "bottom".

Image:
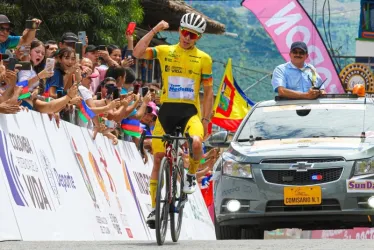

{"left": 241, "top": 0, "right": 344, "bottom": 94}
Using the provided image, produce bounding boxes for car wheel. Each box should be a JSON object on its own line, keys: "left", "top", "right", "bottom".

{"left": 214, "top": 216, "right": 241, "bottom": 240}
{"left": 242, "top": 227, "right": 264, "bottom": 239}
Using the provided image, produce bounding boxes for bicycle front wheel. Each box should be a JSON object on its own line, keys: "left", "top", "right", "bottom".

{"left": 170, "top": 156, "right": 186, "bottom": 242}
{"left": 155, "top": 157, "right": 170, "bottom": 246}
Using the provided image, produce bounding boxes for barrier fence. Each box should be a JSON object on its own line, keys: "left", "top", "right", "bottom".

{"left": 0, "top": 111, "right": 215, "bottom": 241}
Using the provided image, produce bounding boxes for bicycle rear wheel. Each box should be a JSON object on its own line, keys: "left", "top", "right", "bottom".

{"left": 155, "top": 157, "right": 170, "bottom": 246}
{"left": 170, "top": 156, "right": 186, "bottom": 242}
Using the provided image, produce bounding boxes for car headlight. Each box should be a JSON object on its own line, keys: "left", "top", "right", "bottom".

{"left": 222, "top": 154, "right": 252, "bottom": 178}
{"left": 354, "top": 158, "right": 374, "bottom": 175}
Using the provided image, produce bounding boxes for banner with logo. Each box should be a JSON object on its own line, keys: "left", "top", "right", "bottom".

{"left": 339, "top": 63, "right": 374, "bottom": 97}
{"left": 241, "top": 0, "right": 344, "bottom": 94}
{"left": 118, "top": 142, "right": 159, "bottom": 241}
{"left": 123, "top": 142, "right": 215, "bottom": 240}
{"left": 0, "top": 111, "right": 94, "bottom": 240}
{"left": 0, "top": 156, "right": 21, "bottom": 241}
{"left": 311, "top": 228, "right": 374, "bottom": 239}
{"left": 0, "top": 111, "right": 215, "bottom": 241}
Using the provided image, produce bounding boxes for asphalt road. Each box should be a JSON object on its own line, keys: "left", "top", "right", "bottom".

{"left": 1, "top": 240, "right": 374, "bottom": 250}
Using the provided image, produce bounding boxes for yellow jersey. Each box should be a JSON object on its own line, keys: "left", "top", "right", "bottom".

{"left": 146, "top": 43, "right": 213, "bottom": 118}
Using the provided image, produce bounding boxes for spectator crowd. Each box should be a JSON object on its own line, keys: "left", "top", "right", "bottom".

{"left": 0, "top": 14, "right": 219, "bottom": 216}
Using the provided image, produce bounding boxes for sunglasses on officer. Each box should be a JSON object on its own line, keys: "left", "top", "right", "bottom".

{"left": 180, "top": 28, "right": 201, "bottom": 40}
{"left": 291, "top": 49, "right": 307, "bottom": 56}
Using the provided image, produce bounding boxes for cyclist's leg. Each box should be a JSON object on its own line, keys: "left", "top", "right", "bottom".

{"left": 182, "top": 114, "right": 204, "bottom": 194}
{"left": 147, "top": 119, "right": 165, "bottom": 224}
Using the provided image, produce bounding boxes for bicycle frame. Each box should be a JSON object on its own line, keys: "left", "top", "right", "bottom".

{"left": 138, "top": 129, "right": 194, "bottom": 203}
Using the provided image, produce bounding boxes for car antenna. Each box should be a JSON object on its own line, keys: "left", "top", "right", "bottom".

{"left": 361, "top": 95, "right": 367, "bottom": 139}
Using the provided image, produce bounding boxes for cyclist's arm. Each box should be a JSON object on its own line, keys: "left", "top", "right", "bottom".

{"left": 201, "top": 57, "right": 214, "bottom": 121}
{"left": 133, "top": 20, "right": 168, "bottom": 59}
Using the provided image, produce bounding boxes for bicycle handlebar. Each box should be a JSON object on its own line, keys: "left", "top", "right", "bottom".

{"left": 138, "top": 129, "right": 194, "bottom": 159}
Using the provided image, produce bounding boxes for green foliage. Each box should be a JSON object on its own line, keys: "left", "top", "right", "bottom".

{"left": 0, "top": 0, "right": 143, "bottom": 46}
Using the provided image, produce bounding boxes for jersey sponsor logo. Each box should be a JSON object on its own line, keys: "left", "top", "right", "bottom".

{"left": 169, "top": 84, "right": 194, "bottom": 93}
{"left": 168, "top": 51, "right": 180, "bottom": 59}
{"left": 165, "top": 57, "right": 172, "bottom": 62}
{"left": 165, "top": 65, "right": 184, "bottom": 73}
{"left": 190, "top": 59, "right": 199, "bottom": 63}
{"left": 188, "top": 70, "right": 200, "bottom": 75}
{"left": 171, "top": 66, "right": 184, "bottom": 73}
{"left": 167, "top": 76, "right": 195, "bottom": 101}
{"left": 189, "top": 55, "right": 202, "bottom": 59}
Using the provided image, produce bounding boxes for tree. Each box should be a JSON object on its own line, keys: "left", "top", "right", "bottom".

{"left": 0, "top": 0, "right": 143, "bottom": 46}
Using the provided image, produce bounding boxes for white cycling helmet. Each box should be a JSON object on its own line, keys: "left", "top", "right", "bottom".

{"left": 180, "top": 13, "right": 207, "bottom": 34}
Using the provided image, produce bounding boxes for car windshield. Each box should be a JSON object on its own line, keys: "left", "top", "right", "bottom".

{"left": 237, "top": 103, "right": 374, "bottom": 140}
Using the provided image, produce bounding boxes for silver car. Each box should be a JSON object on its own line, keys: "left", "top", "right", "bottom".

{"left": 210, "top": 96, "right": 374, "bottom": 240}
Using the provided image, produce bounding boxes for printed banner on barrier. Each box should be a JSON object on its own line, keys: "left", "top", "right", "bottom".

{"left": 0, "top": 147, "right": 21, "bottom": 241}
{"left": 81, "top": 129, "right": 149, "bottom": 240}
{"left": 0, "top": 112, "right": 94, "bottom": 240}
{"left": 0, "top": 111, "right": 216, "bottom": 241}
{"left": 311, "top": 228, "right": 374, "bottom": 239}
{"left": 123, "top": 142, "right": 215, "bottom": 240}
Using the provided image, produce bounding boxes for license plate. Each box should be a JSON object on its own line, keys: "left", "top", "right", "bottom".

{"left": 284, "top": 186, "right": 321, "bottom": 205}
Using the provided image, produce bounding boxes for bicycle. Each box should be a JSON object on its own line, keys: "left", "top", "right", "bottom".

{"left": 139, "top": 126, "right": 193, "bottom": 245}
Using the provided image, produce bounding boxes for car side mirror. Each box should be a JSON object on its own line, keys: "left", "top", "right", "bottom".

{"left": 206, "top": 131, "right": 229, "bottom": 148}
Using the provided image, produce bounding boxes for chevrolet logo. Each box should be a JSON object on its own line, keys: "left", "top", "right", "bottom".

{"left": 290, "top": 162, "right": 313, "bottom": 172}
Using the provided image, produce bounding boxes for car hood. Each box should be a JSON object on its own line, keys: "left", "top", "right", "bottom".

{"left": 227, "top": 137, "right": 374, "bottom": 163}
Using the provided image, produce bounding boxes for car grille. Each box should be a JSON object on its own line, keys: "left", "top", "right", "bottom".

{"left": 266, "top": 199, "right": 341, "bottom": 212}
{"left": 261, "top": 158, "right": 345, "bottom": 164}
{"left": 262, "top": 168, "right": 343, "bottom": 185}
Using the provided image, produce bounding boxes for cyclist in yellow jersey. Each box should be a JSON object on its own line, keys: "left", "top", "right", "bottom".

{"left": 133, "top": 13, "right": 214, "bottom": 226}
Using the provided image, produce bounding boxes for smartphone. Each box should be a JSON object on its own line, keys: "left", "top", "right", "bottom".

{"left": 126, "top": 22, "right": 136, "bottom": 35}
{"left": 78, "top": 31, "right": 86, "bottom": 46}
{"left": 17, "top": 61, "right": 31, "bottom": 70}
{"left": 45, "top": 58, "right": 55, "bottom": 73}
{"left": 0, "top": 53, "right": 9, "bottom": 61}
{"left": 25, "top": 20, "right": 37, "bottom": 29}
{"left": 98, "top": 45, "right": 106, "bottom": 51}
{"left": 133, "top": 83, "right": 141, "bottom": 95}
{"left": 105, "top": 120, "right": 116, "bottom": 129}
{"left": 75, "top": 42, "right": 83, "bottom": 60}
{"left": 141, "top": 87, "right": 149, "bottom": 97}
{"left": 7, "top": 58, "right": 17, "bottom": 71}
{"left": 113, "top": 88, "right": 120, "bottom": 99}
{"left": 96, "top": 92, "right": 102, "bottom": 100}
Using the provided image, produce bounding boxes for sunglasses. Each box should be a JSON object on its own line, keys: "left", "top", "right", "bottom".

{"left": 291, "top": 50, "right": 306, "bottom": 56}
{"left": 104, "top": 84, "right": 116, "bottom": 89}
{"left": 180, "top": 28, "right": 201, "bottom": 40}
{"left": 0, "top": 26, "right": 11, "bottom": 33}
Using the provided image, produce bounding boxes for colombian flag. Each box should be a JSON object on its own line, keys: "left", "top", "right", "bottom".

{"left": 212, "top": 58, "right": 255, "bottom": 132}
{"left": 77, "top": 100, "right": 95, "bottom": 123}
